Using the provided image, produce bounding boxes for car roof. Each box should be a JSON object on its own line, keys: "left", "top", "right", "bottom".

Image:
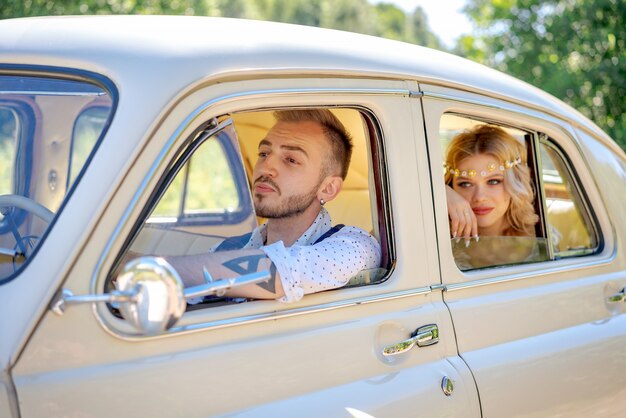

{"left": 0, "top": 15, "right": 618, "bottom": 151}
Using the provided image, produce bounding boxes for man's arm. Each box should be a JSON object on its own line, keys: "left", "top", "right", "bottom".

{"left": 165, "top": 249, "right": 285, "bottom": 300}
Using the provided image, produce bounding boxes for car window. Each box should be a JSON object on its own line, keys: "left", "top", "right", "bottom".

{"left": 131, "top": 119, "right": 257, "bottom": 257}
{"left": 440, "top": 113, "right": 599, "bottom": 271}
{"left": 112, "top": 107, "right": 389, "bottom": 310}
{"left": 0, "top": 107, "right": 18, "bottom": 199}
{"left": 69, "top": 106, "right": 111, "bottom": 187}
{"left": 0, "top": 74, "right": 114, "bottom": 284}
{"left": 539, "top": 139, "right": 598, "bottom": 257}
{"left": 150, "top": 128, "right": 244, "bottom": 222}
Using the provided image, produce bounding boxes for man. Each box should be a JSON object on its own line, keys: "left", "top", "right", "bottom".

{"left": 166, "top": 109, "right": 381, "bottom": 303}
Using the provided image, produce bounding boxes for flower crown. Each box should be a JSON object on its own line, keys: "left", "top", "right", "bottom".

{"left": 444, "top": 156, "right": 522, "bottom": 178}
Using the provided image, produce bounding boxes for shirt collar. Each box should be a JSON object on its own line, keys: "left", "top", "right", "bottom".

{"left": 248, "top": 208, "right": 332, "bottom": 248}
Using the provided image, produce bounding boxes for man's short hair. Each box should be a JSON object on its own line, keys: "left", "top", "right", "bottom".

{"left": 273, "top": 109, "right": 353, "bottom": 180}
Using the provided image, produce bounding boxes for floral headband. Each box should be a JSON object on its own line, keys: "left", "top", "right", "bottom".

{"left": 444, "top": 156, "right": 522, "bottom": 178}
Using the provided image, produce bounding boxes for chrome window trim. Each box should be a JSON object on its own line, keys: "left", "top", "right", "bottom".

{"left": 92, "top": 85, "right": 407, "bottom": 339}
{"left": 106, "top": 286, "right": 433, "bottom": 341}
{"left": 444, "top": 255, "right": 614, "bottom": 292}
{"left": 531, "top": 131, "right": 556, "bottom": 260}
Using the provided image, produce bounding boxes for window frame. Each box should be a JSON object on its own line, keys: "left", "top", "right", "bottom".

{"left": 440, "top": 112, "right": 602, "bottom": 272}
{"left": 98, "top": 86, "right": 402, "bottom": 337}
{"left": 421, "top": 85, "right": 613, "bottom": 289}
{"left": 111, "top": 106, "right": 393, "bottom": 297}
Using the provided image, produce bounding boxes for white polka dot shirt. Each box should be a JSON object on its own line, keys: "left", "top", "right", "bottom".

{"left": 243, "top": 208, "right": 382, "bottom": 303}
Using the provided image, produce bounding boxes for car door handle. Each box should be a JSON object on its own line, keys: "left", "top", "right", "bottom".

{"left": 607, "top": 288, "right": 626, "bottom": 303}
{"left": 382, "top": 324, "right": 439, "bottom": 356}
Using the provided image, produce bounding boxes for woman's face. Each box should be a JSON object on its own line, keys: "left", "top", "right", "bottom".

{"left": 452, "top": 153, "right": 512, "bottom": 236}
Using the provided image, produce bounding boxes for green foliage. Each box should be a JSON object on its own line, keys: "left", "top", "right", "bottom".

{"left": 152, "top": 139, "right": 239, "bottom": 218}
{"left": 1, "top": 0, "right": 445, "bottom": 49}
{"left": 459, "top": 0, "right": 626, "bottom": 149}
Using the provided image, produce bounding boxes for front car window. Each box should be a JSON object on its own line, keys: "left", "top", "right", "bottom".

{"left": 0, "top": 74, "right": 114, "bottom": 283}
{"left": 111, "top": 107, "right": 389, "bottom": 311}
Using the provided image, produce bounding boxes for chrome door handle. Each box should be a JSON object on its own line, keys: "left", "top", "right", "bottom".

{"left": 382, "top": 324, "right": 439, "bottom": 356}
{"left": 607, "top": 288, "right": 626, "bottom": 303}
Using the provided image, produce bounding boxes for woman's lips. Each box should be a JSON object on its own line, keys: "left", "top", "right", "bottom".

{"left": 473, "top": 207, "right": 494, "bottom": 216}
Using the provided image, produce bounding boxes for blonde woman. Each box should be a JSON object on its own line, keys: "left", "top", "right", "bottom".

{"left": 444, "top": 124, "right": 538, "bottom": 241}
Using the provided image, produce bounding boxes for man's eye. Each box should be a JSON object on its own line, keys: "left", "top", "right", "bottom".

{"left": 286, "top": 157, "right": 298, "bottom": 164}
{"left": 258, "top": 151, "right": 268, "bottom": 158}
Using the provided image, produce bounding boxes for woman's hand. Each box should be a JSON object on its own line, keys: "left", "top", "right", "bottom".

{"left": 445, "top": 185, "right": 478, "bottom": 243}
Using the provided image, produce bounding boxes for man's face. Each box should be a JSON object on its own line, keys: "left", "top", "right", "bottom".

{"left": 252, "top": 120, "right": 330, "bottom": 218}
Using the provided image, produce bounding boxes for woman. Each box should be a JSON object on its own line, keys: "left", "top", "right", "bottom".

{"left": 444, "top": 124, "right": 538, "bottom": 243}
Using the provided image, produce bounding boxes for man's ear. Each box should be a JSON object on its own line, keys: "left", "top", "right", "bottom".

{"left": 318, "top": 176, "right": 343, "bottom": 203}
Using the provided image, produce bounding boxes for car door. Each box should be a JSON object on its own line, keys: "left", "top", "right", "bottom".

{"left": 12, "top": 77, "right": 480, "bottom": 417}
{"left": 422, "top": 83, "right": 626, "bottom": 417}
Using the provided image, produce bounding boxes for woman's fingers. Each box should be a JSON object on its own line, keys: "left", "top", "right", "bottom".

{"left": 445, "top": 185, "right": 479, "bottom": 243}
{"left": 460, "top": 209, "right": 473, "bottom": 241}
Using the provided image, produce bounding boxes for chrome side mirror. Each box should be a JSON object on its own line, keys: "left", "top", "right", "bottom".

{"left": 51, "top": 257, "right": 186, "bottom": 334}
{"left": 51, "top": 256, "right": 270, "bottom": 335}
{"left": 115, "top": 257, "right": 187, "bottom": 334}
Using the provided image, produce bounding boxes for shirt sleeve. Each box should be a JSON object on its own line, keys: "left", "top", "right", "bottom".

{"left": 261, "top": 227, "right": 381, "bottom": 303}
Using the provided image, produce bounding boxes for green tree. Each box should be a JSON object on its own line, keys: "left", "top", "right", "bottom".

{"left": 2, "top": 0, "right": 446, "bottom": 51}
{"left": 458, "top": 0, "right": 626, "bottom": 149}
{"left": 0, "top": 0, "right": 214, "bottom": 18}
{"left": 373, "top": 2, "right": 407, "bottom": 41}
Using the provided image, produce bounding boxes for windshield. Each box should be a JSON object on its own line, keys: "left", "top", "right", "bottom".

{"left": 0, "top": 74, "right": 114, "bottom": 283}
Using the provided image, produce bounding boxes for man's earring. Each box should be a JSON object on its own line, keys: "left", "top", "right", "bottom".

{"left": 320, "top": 198, "right": 325, "bottom": 206}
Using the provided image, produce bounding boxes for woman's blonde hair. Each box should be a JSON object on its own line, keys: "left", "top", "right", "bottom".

{"left": 444, "top": 124, "right": 538, "bottom": 236}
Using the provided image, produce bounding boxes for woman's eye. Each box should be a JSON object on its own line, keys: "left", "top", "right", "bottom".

{"left": 488, "top": 179, "right": 502, "bottom": 185}
{"left": 457, "top": 181, "right": 472, "bottom": 188}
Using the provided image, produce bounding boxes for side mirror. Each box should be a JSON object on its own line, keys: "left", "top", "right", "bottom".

{"left": 51, "top": 256, "right": 270, "bottom": 335}
{"left": 115, "top": 257, "right": 186, "bottom": 334}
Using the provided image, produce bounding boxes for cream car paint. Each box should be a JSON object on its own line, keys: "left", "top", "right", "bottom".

{"left": 0, "top": 15, "right": 624, "bottom": 417}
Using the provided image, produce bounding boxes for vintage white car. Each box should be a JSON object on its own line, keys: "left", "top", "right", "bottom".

{"left": 1, "top": 15, "right": 625, "bottom": 418}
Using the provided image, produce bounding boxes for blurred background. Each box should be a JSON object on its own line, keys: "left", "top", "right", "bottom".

{"left": 3, "top": 0, "right": 624, "bottom": 150}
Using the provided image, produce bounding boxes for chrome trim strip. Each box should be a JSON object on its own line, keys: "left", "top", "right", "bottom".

{"left": 91, "top": 85, "right": 409, "bottom": 339}
{"left": 113, "top": 286, "right": 433, "bottom": 341}
{"left": 422, "top": 91, "right": 505, "bottom": 110}
{"left": 444, "top": 255, "right": 615, "bottom": 292}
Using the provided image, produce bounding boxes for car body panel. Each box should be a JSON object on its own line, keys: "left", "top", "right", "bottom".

{"left": 0, "top": 15, "right": 624, "bottom": 418}
{"left": 421, "top": 82, "right": 626, "bottom": 417}
{"left": 9, "top": 76, "right": 480, "bottom": 416}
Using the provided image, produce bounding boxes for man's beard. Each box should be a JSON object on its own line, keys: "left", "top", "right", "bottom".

{"left": 254, "top": 177, "right": 320, "bottom": 219}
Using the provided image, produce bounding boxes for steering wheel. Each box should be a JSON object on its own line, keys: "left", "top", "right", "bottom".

{"left": 0, "top": 194, "right": 54, "bottom": 263}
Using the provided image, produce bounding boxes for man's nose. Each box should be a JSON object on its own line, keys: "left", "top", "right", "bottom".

{"left": 256, "top": 154, "right": 278, "bottom": 177}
